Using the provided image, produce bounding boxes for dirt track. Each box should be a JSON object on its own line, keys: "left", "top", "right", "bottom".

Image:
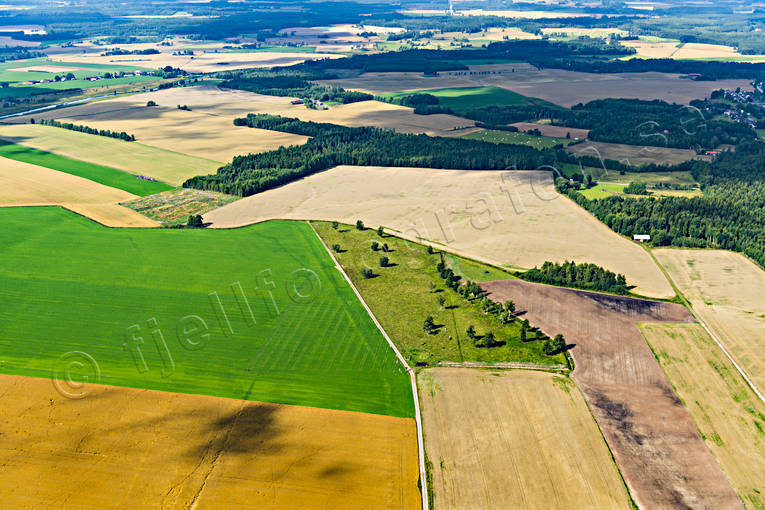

{"left": 480, "top": 280, "right": 742, "bottom": 510}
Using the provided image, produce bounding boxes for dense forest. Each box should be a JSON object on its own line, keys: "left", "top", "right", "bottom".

{"left": 519, "top": 261, "right": 630, "bottom": 295}
{"left": 566, "top": 141, "right": 765, "bottom": 268}
{"left": 184, "top": 114, "right": 557, "bottom": 196}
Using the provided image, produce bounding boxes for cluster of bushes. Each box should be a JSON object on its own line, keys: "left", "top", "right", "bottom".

{"left": 38, "top": 119, "right": 135, "bottom": 141}
{"left": 519, "top": 261, "right": 630, "bottom": 295}
{"left": 100, "top": 48, "right": 159, "bottom": 56}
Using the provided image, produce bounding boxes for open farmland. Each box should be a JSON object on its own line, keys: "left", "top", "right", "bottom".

{"left": 479, "top": 280, "right": 742, "bottom": 510}
{"left": 567, "top": 141, "right": 710, "bottom": 167}
{"left": 417, "top": 368, "right": 630, "bottom": 510}
{"left": 623, "top": 41, "right": 765, "bottom": 62}
{"left": 640, "top": 323, "right": 765, "bottom": 509}
{"left": 0, "top": 374, "right": 419, "bottom": 509}
{"left": 379, "top": 86, "right": 530, "bottom": 112}
{"left": 9, "top": 86, "right": 473, "bottom": 157}
{"left": 511, "top": 122, "right": 590, "bottom": 140}
{"left": 0, "top": 158, "right": 157, "bottom": 227}
{"left": 0, "top": 124, "right": 220, "bottom": 186}
{"left": 204, "top": 166, "right": 674, "bottom": 299}
{"left": 0, "top": 208, "right": 413, "bottom": 417}
{"left": 318, "top": 63, "right": 753, "bottom": 107}
{"left": 462, "top": 128, "right": 573, "bottom": 149}
{"left": 654, "top": 249, "right": 765, "bottom": 395}
{"left": 0, "top": 139, "right": 172, "bottom": 195}
{"left": 124, "top": 188, "right": 239, "bottom": 224}
{"left": 313, "top": 222, "right": 567, "bottom": 367}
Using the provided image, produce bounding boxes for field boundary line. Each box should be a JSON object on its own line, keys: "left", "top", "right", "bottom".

{"left": 437, "top": 361, "right": 568, "bottom": 371}
{"left": 648, "top": 249, "right": 765, "bottom": 406}
{"left": 307, "top": 221, "right": 429, "bottom": 510}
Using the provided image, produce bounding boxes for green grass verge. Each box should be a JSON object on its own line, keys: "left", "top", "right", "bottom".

{"left": 462, "top": 129, "right": 574, "bottom": 149}
{"left": 0, "top": 139, "right": 173, "bottom": 196}
{"left": 0, "top": 208, "right": 413, "bottom": 417}
{"left": 313, "top": 221, "right": 567, "bottom": 367}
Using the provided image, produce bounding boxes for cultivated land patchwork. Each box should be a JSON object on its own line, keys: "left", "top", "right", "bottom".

{"left": 0, "top": 375, "right": 420, "bottom": 509}
{"left": 0, "top": 123, "right": 221, "bottom": 186}
{"left": 640, "top": 323, "right": 765, "bottom": 510}
{"left": 418, "top": 368, "right": 631, "bottom": 510}
{"left": 0, "top": 208, "right": 413, "bottom": 417}
{"left": 204, "top": 166, "right": 674, "bottom": 298}
{"left": 654, "top": 248, "right": 765, "bottom": 395}
{"left": 480, "top": 280, "right": 742, "bottom": 510}
{"left": 0, "top": 158, "right": 157, "bottom": 227}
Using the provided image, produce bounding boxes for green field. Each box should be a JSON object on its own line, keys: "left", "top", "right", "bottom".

{"left": 0, "top": 208, "right": 413, "bottom": 417}
{"left": 0, "top": 140, "right": 173, "bottom": 196}
{"left": 381, "top": 85, "right": 529, "bottom": 112}
{"left": 313, "top": 222, "right": 567, "bottom": 367}
{"left": 0, "top": 57, "right": 158, "bottom": 98}
{"left": 579, "top": 182, "right": 625, "bottom": 199}
{"left": 462, "top": 129, "right": 574, "bottom": 149}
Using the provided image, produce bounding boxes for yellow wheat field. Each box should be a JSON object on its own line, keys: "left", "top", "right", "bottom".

{"left": 0, "top": 156, "right": 157, "bottom": 227}
{"left": 0, "top": 374, "right": 420, "bottom": 509}
{"left": 204, "top": 166, "right": 674, "bottom": 298}
{"left": 417, "top": 368, "right": 630, "bottom": 510}
{"left": 640, "top": 323, "right": 765, "bottom": 509}
{"left": 654, "top": 248, "right": 765, "bottom": 395}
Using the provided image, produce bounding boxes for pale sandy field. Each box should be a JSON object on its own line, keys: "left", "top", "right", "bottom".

{"left": 417, "top": 368, "right": 630, "bottom": 510}
{"left": 0, "top": 157, "right": 157, "bottom": 227}
{"left": 9, "top": 86, "right": 473, "bottom": 157}
{"left": 203, "top": 166, "right": 674, "bottom": 298}
{"left": 0, "top": 374, "right": 420, "bottom": 509}
{"left": 654, "top": 249, "right": 765, "bottom": 394}
{"left": 46, "top": 42, "right": 343, "bottom": 73}
{"left": 624, "top": 41, "right": 765, "bottom": 61}
{"left": 319, "top": 63, "right": 753, "bottom": 106}
{"left": 641, "top": 323, "right": 765, "bottom": 510}
{"left": 567, "top": 141, "right": 710, "bottom": 167}
{"left": 0, "top": 124, "right": 220, "bottom": 186}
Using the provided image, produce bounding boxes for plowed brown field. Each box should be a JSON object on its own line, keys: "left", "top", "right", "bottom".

{"left": 480, "top": 280, "right": 742, "bottom": 510}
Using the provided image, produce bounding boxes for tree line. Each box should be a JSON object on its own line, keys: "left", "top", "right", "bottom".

{"left": 38, "top": 119, "right": 136, "bottom": 141}
{"left": 185, "top": 114, "right": 557, "bottom": 196}
{"left": 519, "top": 261, "right": 630, "bottom": 295}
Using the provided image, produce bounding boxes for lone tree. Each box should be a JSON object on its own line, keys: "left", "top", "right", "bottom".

{"left": 437, "top": 295, "right": 446, "bottom": 309}
{"left": 356, "top": 219, "right": 365, "bottom": 230}
{"left": 146, "top": 100, "right": 157, "bottom": 107}
{"left": 379, "top": 255, "right": 389, "bottom": 267}
{"left": 381, "top": 243, "right": 389, "bottom": 253}
{"left": 466, "top": 325, "right": 476, "bottom": 339}
{"left": 331, "top": 221, "right": 339, "bottom": 230}
{"left": 187, "top": 214, "right": 204, "bottom": 228}
{"left": 332, "top": 243, "right": 341, "bottom": 253}
{"left": 377, "top": 225, "right": 384, "bottom": 237}
{"left": 484, "top": 331, "right": 495, "bottom": 348}
{"left": 423, "top": 316, "right": 436, "bottom": 335}
{"left": 519, "top": 325, "right": 527, "bottom": 343}
{"left": 371, "top": 241, "right": 379, "bottom": 251}
{"left": 427, "top": 245, "right": 434, "bottom": 255}
{"left": 361, "top": 267, "right": 374, "bottom": 279}
{"left": 504, "top": 301, "right": 515, "bottom": 314}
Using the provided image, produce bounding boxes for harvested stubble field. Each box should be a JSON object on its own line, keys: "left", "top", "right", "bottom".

{"left": 10, "top": 86, "right": 473, "bottom": 158}
{"left": 479, "top": 279, "right": 742, "bottom": 510}
{"left": 204, "top": 166, "right": 674, "bottom": 299}
{"left": 461, "top": 129, "right": 573, "bottom": 149}
{"left": 417, "top": 368, "right": 631, "bottom": 510}
{"left": 623, "top": 41, "right": 765, "bottom": 62}
{"left": 318, "top": 63, "right": 752, "bottom": 107}
{"left": 654, "top": 249, "right": 765, "bottom": 395}
{"left": 566, "top": 141, "right": 711, "bottom": 167}
{"left": 0, "top": 375, "right": 420, "bottom": 509}
{"left": 640, "top": 323, "right": 765, "bottom": 509}
{"left": 124, "top": 188, "right": 239, "bottom": 224}
{"left": 0, "top": 123, "right": 221, "bottom": 186}
{"left": 0, "top": 157, "right": 157, "bottom": 227}
{"left": 0, "top": 208, "right": 413, "bottom": 417}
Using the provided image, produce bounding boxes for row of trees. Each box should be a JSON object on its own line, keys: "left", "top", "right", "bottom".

{"left": 519, "top": 261, "right": 630, "bottom": 295}
{"left": 38, "top": 119, "right": 135, "bottom": 141}
{"left": 185, "top": 114, "right": 555, "bottom": 196}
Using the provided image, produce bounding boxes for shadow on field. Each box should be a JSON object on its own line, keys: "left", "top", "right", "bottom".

{"left": 188, "top": 403, "right": 283, "bottom": 458}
